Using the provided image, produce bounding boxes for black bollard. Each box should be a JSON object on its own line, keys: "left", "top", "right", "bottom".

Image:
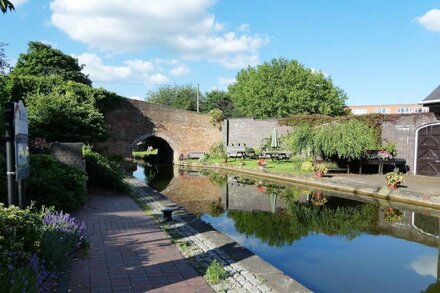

{"left": 161, "top": 208, "right": 173, "bottom": 221}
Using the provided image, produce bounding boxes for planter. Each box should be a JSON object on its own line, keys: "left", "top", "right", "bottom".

{"left": 315, "top": 171, "right": 324, "bottom": 178}
{"left": 387, "top": 182, "right": 398, "bottom": 189}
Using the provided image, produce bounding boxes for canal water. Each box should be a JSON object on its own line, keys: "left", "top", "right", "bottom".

{"left": 133, "top": 163, "right": 440, "bottom": 293}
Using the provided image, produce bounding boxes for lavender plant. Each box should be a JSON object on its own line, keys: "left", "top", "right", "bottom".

{"left": 40, "top": 211, "right": 87, "bottom": 271}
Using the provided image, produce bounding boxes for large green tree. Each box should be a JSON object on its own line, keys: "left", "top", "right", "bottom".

{"left": 146, "top": 84, "right": 201, "bottom": 111}
{"left": 11, "top": 41, "right": 92, "bottom": 86}
{"left": 228, "top": 58, "right": 347, "bottom": 118}
{"left": 0, "top": 0, "right": 14, "bottom": 13}
{"left": 0, "top": 43, "right": 10, "bottom": 74}
{"left": 203, "top": 90, "right": 236, "bottom": 118}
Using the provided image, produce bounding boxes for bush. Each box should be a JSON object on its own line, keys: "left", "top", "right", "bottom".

{"left": 205, "top": 260, "right": 227, "bottom": 284}
{"left": 0, "top": 205, "right": 86, "bottom": 292}
{"left": 27, "top": 154, "right": 88, "bottom": 212}
{"left": 83, "top": 146, "right": 128, "bottom": 192}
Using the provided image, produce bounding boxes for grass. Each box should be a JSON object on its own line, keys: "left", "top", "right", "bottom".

{"left": 205, "top": 260, "right": 227, "bottom": 284}
{"left": 132, "top": 149, "right": 158, "bottom": 157}
{"left": 198, "top": 157, "right": 312, "bottom": 175}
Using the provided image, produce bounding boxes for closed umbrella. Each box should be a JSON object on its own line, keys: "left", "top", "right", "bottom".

{"left": 271, "top": 127, "right": 278, "bottom": 149}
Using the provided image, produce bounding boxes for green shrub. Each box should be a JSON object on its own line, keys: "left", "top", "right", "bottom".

{"left": 83, "top": 146, "right": 128, "bottom": 192}
{"left": 205, "top": 260, "right": 227, "bottom": 284}
{"left": 27, "top": 154, "right": 88, "bottom": 212}
{"left": 0, "top": 204, "right": 42, "bottom": 256}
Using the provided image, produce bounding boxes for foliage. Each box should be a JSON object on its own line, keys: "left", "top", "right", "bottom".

{"left": 0, "top": 205, "right": 86, "bottom": 292}
{"left": 2, "top": 75, "right": 122, "bottom": 112}
{"left": 385, "top": 172, "right": 404, "bottom": 185}
{"left": 208, "top": 200, "right": 225, "bottom": 217}
{"left": 27, "top": 154, "right": 88, "bottom": 212}
{"left": 11, "top": 41, "right": 92, "bottom": 85}
{"left": 40, "top": 211, "right": 86, "bottom": 271}
{"left": 228, "top": 58, "right": 347, "bottom": 118}
{"left": 383, "top": 207, "right": 403, "bottom": 222}
{"left": 301, "top": 161, "right": 314, "bottom": 172}
{"left": 83, "top": 146, "right": 129, "bottom": 192}
{"left": 0, "top": 42, "right": 11, "bottom": 74}
{"left": 286, "top": 125, "right": 314, "bottom": 155}
{"left": 208, "top": 142, "right": 227, "bottom": 159}
{"left": 27, "top": 89, "right": 108, "bottom": 143}
{"left": 0, "top": 205, "right": 42, "bottom": 255}
{"left": 0, "top": 0, "right": 14, "bottom": 13}
{"left": 228, "top": 199, "right": 379, "bottom": 247}
{"left": 209, "top": 108, "right": 224, "bottom": 130}
{"left": 314, "top": 163, "right": 328, "bottom": 174}
{"left": 285, "top": 120, "right": 378, "bottom": 160}
{"left": 146, "top": 84, "right": 201, "bottom": 111}
{"left": 29, "top": 137, "right": 50, "bottom": 154}
{"left": 383, "top": 143, "right": 397, "bottom": 156}
{"left": 205, "top": 260, "right": 227, "bottom": 284}
{"left": 203, "top": 90, "right": 236, "bottom": 117}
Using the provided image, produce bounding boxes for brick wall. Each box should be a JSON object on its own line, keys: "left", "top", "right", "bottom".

{"left": 50, "top": 143, "right": 85, "bottom": 172}
{"left": 97, "top": 99, "right": 222, "bottom": 161}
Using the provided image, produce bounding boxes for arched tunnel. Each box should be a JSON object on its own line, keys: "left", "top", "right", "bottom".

{"left": 135, "top": 136, "right": 174, "bottom": 164}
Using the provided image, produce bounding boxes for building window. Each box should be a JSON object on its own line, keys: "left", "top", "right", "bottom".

{"left": 352, "top": 108, "right": 367, "bottom": 115}
{"left": 374, "top": 108, "right": 390, "bottom": 114}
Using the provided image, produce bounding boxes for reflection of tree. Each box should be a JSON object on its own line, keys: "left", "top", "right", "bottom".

{"left": 202, "top": 170, "right": 228, "bottom": 186}
{"left": 209, "top": 199, "right": 225, "bottom": 217}
{"left": 143, "top": 163, "right": 158, "bottom": 184}
{"left": 228, "top": 200, "right": 379, "bottom": 247}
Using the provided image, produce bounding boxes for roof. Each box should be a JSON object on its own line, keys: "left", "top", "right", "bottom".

{"left": 420, "top": 85, "right": 440, "bottom": 105}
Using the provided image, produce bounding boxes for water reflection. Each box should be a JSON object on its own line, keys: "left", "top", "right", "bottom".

{"left": 133, "top": 164, "right": 440, "bottom": 293}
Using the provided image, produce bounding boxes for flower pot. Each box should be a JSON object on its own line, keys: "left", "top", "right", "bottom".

{"left": 315, "top": 171, "right": 324, "bottom": 178}
{"left": 387, "top": 182, "right": 398, "bottom": 189}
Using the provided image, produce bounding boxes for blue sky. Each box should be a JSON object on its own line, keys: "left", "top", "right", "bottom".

{"left": 2, "top": 0, "right": 440, "bottom": 105}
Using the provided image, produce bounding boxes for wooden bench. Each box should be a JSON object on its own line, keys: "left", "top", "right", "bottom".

{"left": 186, "top": 151, "right": 205, "bottom": 159}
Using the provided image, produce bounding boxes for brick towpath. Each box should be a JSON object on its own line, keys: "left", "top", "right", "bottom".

{"left": 67, "top": 193, "right": 212, "bottom": 292}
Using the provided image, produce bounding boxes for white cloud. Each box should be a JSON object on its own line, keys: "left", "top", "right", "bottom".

{"left": 408, "top": 254, "right": 437, "bottom": 278}
{"left": 218, "top": 77, "right": 235, "bottom": 87}
{"left": 76, "top": 53, "right": 132, "bottom": 82}
{"left": 50, "top": 0, "right": 269, "bottom": 68}
{"left": 415, "top": 9, "right": 440, "bottom": 32}
{"left": 39, "top": 40, "right": 57, "bottom": 48}
{"left": 124, "top": 59, "right": 154, "bottom": 73}
{"left": 148, "top": 73, "right": 170, "bottom": 84}
{"left": 128, "top": 96, "right": 143, "bottom": 101}
{"left": 170, "top": 64, "right": 190, "bottom": 76}
{"left": 11, "top": 0, "right": 28, "bottom": 7}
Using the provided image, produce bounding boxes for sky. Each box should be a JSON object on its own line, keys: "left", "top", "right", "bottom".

{"left": 2, "top": 0, "right": 440, "bottom": 105}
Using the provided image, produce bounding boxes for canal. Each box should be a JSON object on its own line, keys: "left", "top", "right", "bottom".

{"left": 133, "top": 163, "right": 440, "bottom": 293}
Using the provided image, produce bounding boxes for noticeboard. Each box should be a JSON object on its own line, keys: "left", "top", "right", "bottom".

{"left": 14, "top": 101, "right": 29, "bottom": 181}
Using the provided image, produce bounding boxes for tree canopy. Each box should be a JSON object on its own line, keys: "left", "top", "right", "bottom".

{"left": 228, "top": 58, "right": 347, "bottom": 118}
{"left": 0, "top": 43, "right": 10, "bottom": 74}
{"left": 203, "top": 90, "right": 236, "bottom": 118}
{"left": 0, "top": 0, "right": 14, "bottom": 13}
{"left": 11, "top": 41, "right": 92, "bottom": 86}
{"left": 145, "top": 84, "right": 201, "bottom": 111}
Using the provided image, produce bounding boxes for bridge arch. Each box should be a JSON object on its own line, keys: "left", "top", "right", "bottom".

{"left": 97, "top": 98, "right": 221, "bottom": 162}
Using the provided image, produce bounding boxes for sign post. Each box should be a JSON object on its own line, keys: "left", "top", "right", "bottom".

{"left": 14, "top": 101, "right": 29, "bottom": 208}
{"left": 4, "top": 100, "right": 29, "bottom": 208}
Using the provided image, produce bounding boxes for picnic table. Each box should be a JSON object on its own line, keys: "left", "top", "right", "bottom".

{"left": 261, "top": 151, "right": 291, "bottom": 161}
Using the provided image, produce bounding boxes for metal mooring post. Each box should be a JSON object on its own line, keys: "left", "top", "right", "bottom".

{"left": 4, "top": 102, "right": 16, "bottom": 206}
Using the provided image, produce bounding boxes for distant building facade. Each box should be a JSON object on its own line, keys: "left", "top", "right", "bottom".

{"left": 420, "top": 85, "right": 440, "bottom": 116}
{"left": 348, "top": 104, "right": 429, "bottom": 115}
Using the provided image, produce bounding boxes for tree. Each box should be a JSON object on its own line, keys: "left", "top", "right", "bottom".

{"left": 228, "top": 58, "right": 347, "bottom": 118}
{"left": 0, "top": 0, "right": 14, "bottom": 13}
{"left": 204, "top": 90, "right": 236, "bottom": 118}
{"left": 27, "top": 88, "right": 108, "bottom": 143}
{"left": 0, "top": 43, "right": 10, "bottom": 74}
{"left": 11, "top": 41, "right": 92, "bottom": 86}
{"left": 146, "top": 84, "right": 201, "bottom": 111}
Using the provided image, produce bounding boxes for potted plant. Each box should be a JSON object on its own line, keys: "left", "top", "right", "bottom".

{"left": 385, "top": 172, "right": 404, "bottom": 189}
{"left": 314, "top": 164, "right": 328, "bottom": 178}
{"left": 257, "top": 158, "right": 267, "bottom": 171}
{"left": 384, "top": 207, "right": 403, "bottom": 222}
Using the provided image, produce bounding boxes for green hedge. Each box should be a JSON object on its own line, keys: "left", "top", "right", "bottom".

{"left": 27, "top": 154, "right": 87, "bottom": 211}
{"left": 83, "top": 147, "right": 128, "bottom": 192}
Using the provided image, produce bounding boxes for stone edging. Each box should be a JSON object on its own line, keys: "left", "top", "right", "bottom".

{"left": 127, "top": 177, "right": 311, "bottom": 293}
{"left": 178, "top": 162, "right": 440, "bottom": 210}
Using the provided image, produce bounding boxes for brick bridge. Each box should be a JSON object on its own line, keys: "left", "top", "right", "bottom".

{"left": 97, "top": 99, "right": 221, "bottom": 162}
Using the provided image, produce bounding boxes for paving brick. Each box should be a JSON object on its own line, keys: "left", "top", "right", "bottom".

{"left": 67, "top": 193, "right": 212, "bottom": 292}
